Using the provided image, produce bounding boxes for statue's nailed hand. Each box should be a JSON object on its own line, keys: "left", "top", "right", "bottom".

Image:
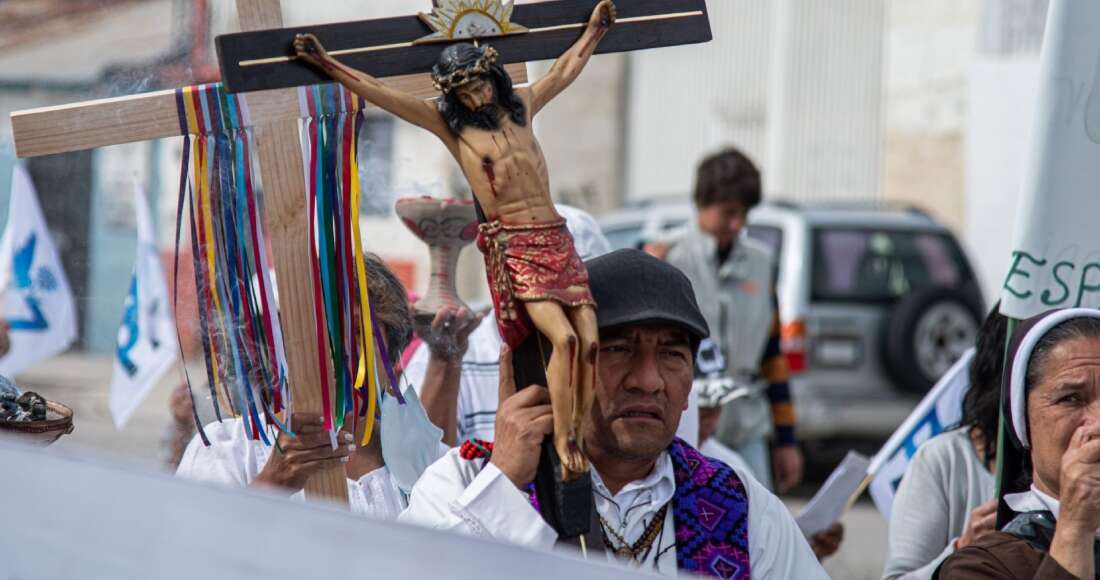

{"left": 293, "top": 33, "right": 327, "bottom": 68}
{"left": 590, "top": 0, "right": 617, "bottom": 30}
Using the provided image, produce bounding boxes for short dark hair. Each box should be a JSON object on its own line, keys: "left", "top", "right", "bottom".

{"left": 364, "top": 253, "right": 412, "bottom": 364}
{"left": 959, "top": 302, "right": 1009, "bottom": 463}
{"left": 693, "top": 147, "right": 762, "bottom": 210}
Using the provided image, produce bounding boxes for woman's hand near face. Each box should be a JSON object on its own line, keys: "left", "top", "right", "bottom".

{"left": 1049, "top": 422, "right": 1100, "bottom": 579}
{"left": 1056, "top": 422, "right": 1100, "bottom": 532}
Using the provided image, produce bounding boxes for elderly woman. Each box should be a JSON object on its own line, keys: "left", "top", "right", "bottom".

{"left": 938, "top": 308, "right": 1100, "bottom": 579}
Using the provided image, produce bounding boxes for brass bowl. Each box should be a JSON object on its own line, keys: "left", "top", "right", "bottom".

{"left": 0, "top": 401, "right": 74, "bottom": 446}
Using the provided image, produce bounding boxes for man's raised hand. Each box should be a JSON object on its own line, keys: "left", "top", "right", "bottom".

{"left": 415, "top": 305, "right": 484, "bottom": 363}
{"left": 252, "top": 412, "right": 354, "bottom": 493}
{"left": 491, "top": 345, "right": 554, "bottom": 488}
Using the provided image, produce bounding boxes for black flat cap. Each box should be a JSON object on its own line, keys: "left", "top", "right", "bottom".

{"left": 585, "top": 249, "right": 709, "bottom": 344}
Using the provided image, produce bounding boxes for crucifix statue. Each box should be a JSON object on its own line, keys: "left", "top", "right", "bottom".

{"left": 13, "top": 0, "right": 709, "bottom": 514}
{"left": 292, "top": 0, "right": 617, "bottom": 480}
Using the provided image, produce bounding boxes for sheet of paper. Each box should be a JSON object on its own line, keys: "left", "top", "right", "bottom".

{"left": 796, "top": 450, "right": 871, "bottom": 537}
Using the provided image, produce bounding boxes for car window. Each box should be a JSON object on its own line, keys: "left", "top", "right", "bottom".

{"left": 745, "top": 225, "right": 783, "bottom": 255}
{"left": 811, "top": 228, "right": 970, "bottom": 301}
{"left": 603, "top": 225, "right": 643, "bottom": 250}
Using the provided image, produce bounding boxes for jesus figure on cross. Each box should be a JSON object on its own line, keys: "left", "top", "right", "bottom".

{"left": 294, "top": 0, "right": 618, "bottom": 480}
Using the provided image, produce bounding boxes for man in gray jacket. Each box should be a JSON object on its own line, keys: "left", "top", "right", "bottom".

{"left": 647, "top": 147, "right": 803, "bottom": 492}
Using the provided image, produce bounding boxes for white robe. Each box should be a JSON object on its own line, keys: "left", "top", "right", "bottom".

{"left": 176, "top": 418, "right": 406, "bottom": 520}
{"left": 399, "top": 446, "right": 828, "bottom": 578}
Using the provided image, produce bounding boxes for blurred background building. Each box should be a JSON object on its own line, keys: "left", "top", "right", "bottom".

{"left": 0, "top": 0, "right": 1050, "bottom": 352}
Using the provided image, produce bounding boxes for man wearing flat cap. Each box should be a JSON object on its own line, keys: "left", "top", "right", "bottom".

{"left": 400, "top": 249, "right": 825, "bottom": 578}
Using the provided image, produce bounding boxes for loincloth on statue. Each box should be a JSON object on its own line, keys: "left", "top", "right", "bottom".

{"left": 476, "top": 219, "right": 595, "bottom": 348}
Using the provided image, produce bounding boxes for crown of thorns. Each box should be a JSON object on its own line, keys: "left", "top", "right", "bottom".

{"left": 431, "top": 46, "right": 499, "bottom": 94}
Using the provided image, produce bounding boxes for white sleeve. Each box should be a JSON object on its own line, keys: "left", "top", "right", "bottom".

{"left": 174, "top": 423, "right": 253, "bottom": 488}
{"left": 400, "top": 451, "right": 558, "bottom": 550}
{"left": 742, "top": 467, "right": 830, "bottom": 579}
{"left": 882, "top": 446, "right": 954, "bottom": 580}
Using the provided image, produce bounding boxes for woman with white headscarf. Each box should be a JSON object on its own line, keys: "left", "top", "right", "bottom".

{"left": 938, "top": 308, "right": 1100, "bottom": 579}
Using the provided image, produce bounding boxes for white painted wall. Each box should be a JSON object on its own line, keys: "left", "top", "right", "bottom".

{"left": 625, "top": 0, "right": 773, "bottom": 200}
{"left": 766, "top": 0, "right": 884, "bottom": 200}
{"left": 625, "top": 0, "right": 885, "bottom": 203}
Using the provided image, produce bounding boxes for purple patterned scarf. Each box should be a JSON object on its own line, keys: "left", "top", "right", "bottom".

{"left": 516, "top": 438, "right": 751, "bottom": 578}
{"left": 668, "top": 437, "right": 751, "bottom": 578}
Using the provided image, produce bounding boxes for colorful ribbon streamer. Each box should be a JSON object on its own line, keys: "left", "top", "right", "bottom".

{"left": 174, "top": 83, "right": 290, "bottom": 444}
{"left": 298, "top": 84, "right": 403, "bottom": 447}
{"left": 174, "top": 81, "right": 403, "bottom": 448}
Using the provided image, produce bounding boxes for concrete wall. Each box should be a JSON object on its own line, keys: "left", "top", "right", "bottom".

{"left": 880, "top": 0, "right": 983, "bottom": 233}
{"left": 625, "top": 0, "right": 773, "bottom": 201}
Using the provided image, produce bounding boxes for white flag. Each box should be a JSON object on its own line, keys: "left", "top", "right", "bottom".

{"left": 108, "top": 184, "right": 178, "bottom": 428}
{"left": 868, "top": 349, "right": 974, "bottom": 519}
{"left": 0, "top": 165, "right": 78, "bottom": 375}
{"left": 999, "top": 0, "right": 1100, "bottom": 319}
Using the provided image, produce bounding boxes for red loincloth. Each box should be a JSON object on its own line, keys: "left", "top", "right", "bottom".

{"left": 476, "top": 219, "right": 595, "bottom": 348}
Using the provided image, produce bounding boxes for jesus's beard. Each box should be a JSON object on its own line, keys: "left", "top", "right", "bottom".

{"left": 441, "top": 98, "right": 501, "bottom": 133}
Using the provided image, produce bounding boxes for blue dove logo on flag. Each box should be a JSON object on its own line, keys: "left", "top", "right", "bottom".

{"left": 7, "top": 233, "right": 59, "bottom": 332}
{"left": 868, "top": 349, "right": 973, "bottom": 519}
{"left": 108, "top": 184, "right": 177, "bottom": 427}
{"left": 0, "top": 165, "right": 78, "bottom": 376}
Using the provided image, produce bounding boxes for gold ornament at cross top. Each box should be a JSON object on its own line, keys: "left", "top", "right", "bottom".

{"left": 416, "top": 0, "right": 530, "bottom": 44}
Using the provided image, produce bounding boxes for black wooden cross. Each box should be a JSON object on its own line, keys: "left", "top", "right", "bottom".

{"left": 216, "top": 0, "right": 711, "bottom": 93}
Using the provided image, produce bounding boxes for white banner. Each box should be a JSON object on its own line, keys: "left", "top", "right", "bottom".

{"left": 999, "top": 0, "right": 1100, "bottom": 319}
{"left": 0, "top": 440, "right": 647, "bottom": 580}
{"left": 0, "top": 164, "right": 78, "bottom": 375}
{"left": 109, "top": 184, "right": 178, "bottom": 428}
{"left": 868, "top": 349, "right": 973, "bottom": 519}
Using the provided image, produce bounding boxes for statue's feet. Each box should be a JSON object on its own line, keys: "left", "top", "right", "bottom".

{"left": 556, "top": 437, "right": 589, "bottom": 482}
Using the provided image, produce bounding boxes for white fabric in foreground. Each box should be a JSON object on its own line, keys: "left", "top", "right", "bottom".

{"left": 176, "top": 417, "right": 405, "bottom": 520}
{"left": 0, "top": 439, "right": 652, "bottom": 580}
{"left": 399, "top": 445, "right": 828, "bottom": 578}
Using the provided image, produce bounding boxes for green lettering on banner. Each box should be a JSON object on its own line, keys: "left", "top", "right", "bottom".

{"left": 1074, "top": 263, "right": 1100, "bottom": 307}
{"left": 1041, "top": 261, "right": 1076, "bottom": 306}
{"left": 1003, "top": 251, "right": 1046, "bottom": 299}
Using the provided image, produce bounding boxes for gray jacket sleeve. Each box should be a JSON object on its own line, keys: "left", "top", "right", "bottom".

{"left": 882, "top": 445, "right": 956, "bottom": 580}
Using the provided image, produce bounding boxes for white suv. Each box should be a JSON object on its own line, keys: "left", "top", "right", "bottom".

{"left": 600, "top": 200, "right": 985, "bottom": 442}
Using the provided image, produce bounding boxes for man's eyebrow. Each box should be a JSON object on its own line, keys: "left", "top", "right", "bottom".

{"left": 658, "top": 331, "right": 691, "bottom": 346}
{"left": 601, "top": 327, "right": 635, "bottom": 341}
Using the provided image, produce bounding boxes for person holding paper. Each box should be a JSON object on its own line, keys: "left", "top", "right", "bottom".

{"left": 883, "top": 307, "right": 1006, "bottom": 579}
{"left": 938, "top": 309, "right": 1100, "bottom": 579}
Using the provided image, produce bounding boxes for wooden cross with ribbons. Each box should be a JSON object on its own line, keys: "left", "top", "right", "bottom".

{"left": 9, "top": 0, "right": 709, "bottom": 507}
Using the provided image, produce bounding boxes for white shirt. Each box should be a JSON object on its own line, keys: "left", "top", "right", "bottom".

{"left": 176, "top": 418, "right": 406, "bottom": 520}
{"left": 399, "top": 445, "right": 827, "bottom": 578}
{"left": 701, "top": 438, "right": 754, "bottom": 478}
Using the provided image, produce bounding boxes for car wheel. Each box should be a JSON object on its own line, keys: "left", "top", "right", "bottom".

{"left": 881, "top": 286, "right": 982, "bottom": 394}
